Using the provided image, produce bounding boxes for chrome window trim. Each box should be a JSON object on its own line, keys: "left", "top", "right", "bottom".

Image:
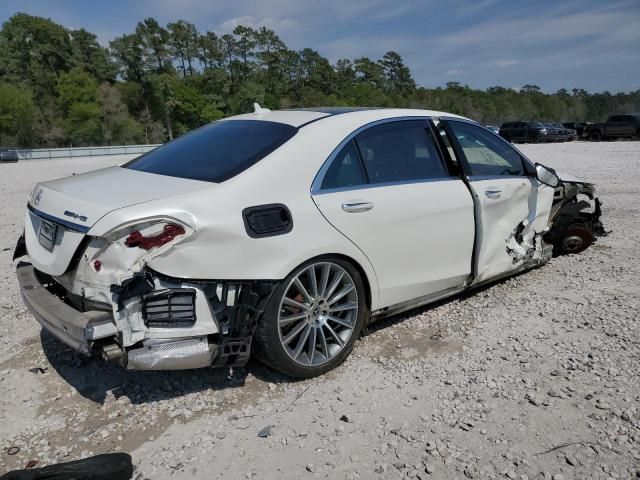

{"left": 314, "top": 176, "right": 459, "bottom": 195}
{"left": 311, "top": 116, "right": 458, "bottom": 195}
{"left": 468, "top": 175, "right": 533, "bottom": 182}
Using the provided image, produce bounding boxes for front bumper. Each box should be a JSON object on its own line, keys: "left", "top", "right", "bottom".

{"left": 16, "top": 262, "right": 117, "bottom": 355}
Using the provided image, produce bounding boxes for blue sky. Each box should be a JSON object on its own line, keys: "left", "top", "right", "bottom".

{"left": 1, "top": 0, "right": 639, "bottom": 92}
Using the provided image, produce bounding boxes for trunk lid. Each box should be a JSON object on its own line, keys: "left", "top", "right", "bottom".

{"left": 26, "top": 167, "right": 211, "bottom": 276}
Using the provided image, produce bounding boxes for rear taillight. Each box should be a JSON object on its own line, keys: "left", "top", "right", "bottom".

{"left": 125, "top": 223, "right": 186, "bottom": 250}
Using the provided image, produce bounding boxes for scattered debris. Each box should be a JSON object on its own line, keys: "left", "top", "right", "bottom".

{"left": 27, "top": 367, "right": 47, "bottom": 374}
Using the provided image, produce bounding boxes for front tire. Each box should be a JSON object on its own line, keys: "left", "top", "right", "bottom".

{"left": 590, "top": 131, "right": 602, "bottom": 141}
{"left": 253, "top": 257, "right": 367, "bottom": 378}
{"left": 558, "top": 224, "right": 594, "bottom": 255}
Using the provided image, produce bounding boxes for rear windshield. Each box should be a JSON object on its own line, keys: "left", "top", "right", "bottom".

{"left": 125, "top": 120, "right": 297, "bottom": 183}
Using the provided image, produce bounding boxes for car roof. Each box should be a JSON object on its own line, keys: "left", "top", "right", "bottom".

{"left": 226, "top": 107, "right": 469, "bottom": 128}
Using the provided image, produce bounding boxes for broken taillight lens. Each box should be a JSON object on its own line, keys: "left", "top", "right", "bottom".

{"left": 125, "top": 223, "right": 186, "bottom": 250}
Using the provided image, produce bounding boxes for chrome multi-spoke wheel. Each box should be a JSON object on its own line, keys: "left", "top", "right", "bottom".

{"left": 253, "top": 257, "right": 365, "bottom": 378}
{"left": 277, "top": 262, "right": 359, "bottom": 367}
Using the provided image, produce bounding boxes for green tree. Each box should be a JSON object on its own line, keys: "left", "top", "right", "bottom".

{"left": 97, "top": 82, "right": 144, "bottom": 144}
{"left": 69, "top": 28, "right": 116, "bottom": 81}
{"left": 65, "top": 102, "right": 102, "bottom": 145}
{"left": 379, "top": 51, "right": 415, "bottom": 96}
{"left": 521, "top": 84, "right": 541, "bottom": 94}
{"left": 57, "top": 67, "right": 98, "bottom": 115}
{"left": 198, "top": 31, "right": 224, "bottom": 70}
{"left": 232, "top": 25, "right": 257, "bottom": 82}
{"left": 110, "top": 33, "right": 146, "bottom": 83}
{"left": 0, "top": 83, "right": 38, "bottom": 146}
{"left": 168, "top": 20, "right": 199, "bottom": 76}
{"left": 335, "top": 59, "right": 356, "bottom": 91}
{"left": 354, "top": 57, "right": 385, "bottom": 89}
{"left": 2, "top": 13, "right": 640, "bottom": 147}
{"left": 0, "top": 13, "right": 74, "bottom": 98}
{"left": 254, "top": 27, "right": 286, "bottom": 96}
{"left": 136, "top": 18, "right": 171, "bottom": 73}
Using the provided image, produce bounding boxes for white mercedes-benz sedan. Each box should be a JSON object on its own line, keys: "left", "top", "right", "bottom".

{"left": 14, "top": 106, "right": 604, "bottom": 378}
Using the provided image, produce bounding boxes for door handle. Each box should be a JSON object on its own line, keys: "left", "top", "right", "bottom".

{"left": 342, "top": 201, "right": 374, "bottom": 213}
{"left": 484, "top": 189, "right": 502, "bottom": 199}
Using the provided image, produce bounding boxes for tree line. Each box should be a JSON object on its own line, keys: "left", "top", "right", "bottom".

{"left": 1, "top": 12, "right": 638, "bottom": 148}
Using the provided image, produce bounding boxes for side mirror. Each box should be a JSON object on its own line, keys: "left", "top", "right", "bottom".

{"left": 535, "top": 163, "right": 560, "bottom": 187}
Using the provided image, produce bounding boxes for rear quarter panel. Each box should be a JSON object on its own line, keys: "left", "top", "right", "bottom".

{"left": 89, "top": 122, "right": 384, "bottom": 309}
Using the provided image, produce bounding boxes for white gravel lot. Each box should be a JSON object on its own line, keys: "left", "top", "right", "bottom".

{"left": 0, "top": 143, "right": 638, "bottom": 479}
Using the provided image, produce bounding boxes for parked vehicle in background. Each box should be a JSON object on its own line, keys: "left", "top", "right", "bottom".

{"left": 0, "top": 148, "right": 19, "bottom": 163}
{"left": 499, "top": 121, "right": 548, "bottom": 143}
{"left": 562, "top": 122, "right": 589, "bottom": 139}
{"left": 552, "top": 123, "right": 577, "bottom": 141}
{"left": 541, "top": 123, "right": 570, "bottom": 142}
{"left": 585, "top": 114, "right": 640, "bottom": 141}
{"left": 485, "top": 126, "right": 500, "bottom": 135}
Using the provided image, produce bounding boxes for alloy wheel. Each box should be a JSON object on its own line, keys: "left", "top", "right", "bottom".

{"left": 277, "top": 261, "right": 359, "bottom": 367}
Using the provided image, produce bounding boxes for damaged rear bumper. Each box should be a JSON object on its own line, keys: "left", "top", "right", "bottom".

{"left": 17, "top": 262, "right": 277, "bottom": 370}
{"left": 16, "top": 262, "right": 117, "bottom": 355}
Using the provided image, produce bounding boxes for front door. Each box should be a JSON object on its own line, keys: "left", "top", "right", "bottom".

{"left": 312, "top": 119, "right": 475, "bottom": 308}
{"left": 442, "top": 120, "right": 555, "bottom": 283}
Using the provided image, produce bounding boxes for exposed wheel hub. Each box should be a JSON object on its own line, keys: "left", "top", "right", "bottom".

{"left": 562, "top": 235, "right": 584, "bottom": 252}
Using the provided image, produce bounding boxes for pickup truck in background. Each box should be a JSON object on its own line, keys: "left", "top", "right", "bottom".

{"left": 585, "top": 114, "right": 640, "bottom": 141}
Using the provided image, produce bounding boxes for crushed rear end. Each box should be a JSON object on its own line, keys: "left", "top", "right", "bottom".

{"left": 14, "top": 167, "right": 277, "bottom": 370}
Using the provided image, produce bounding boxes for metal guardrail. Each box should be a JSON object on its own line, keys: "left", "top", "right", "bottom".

{"left": 14, "top": 144, "right": 162, "bottom": 160}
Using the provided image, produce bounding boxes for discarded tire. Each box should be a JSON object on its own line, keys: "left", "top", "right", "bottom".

{"left": 0, "top": 453, "right": 133, "bottom": 480}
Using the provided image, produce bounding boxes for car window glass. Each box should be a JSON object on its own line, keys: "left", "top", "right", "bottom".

{"left": 125, "top": 120, "right": 297, "bottom": 183}
{"left": 321, "top": 140, "right": 366, "bottom": 190}
{"left": 355, "top": 121, "right": 446, "bottom": 184}
{"left": 447, "top": 121, "right": 526, "bottom": 177}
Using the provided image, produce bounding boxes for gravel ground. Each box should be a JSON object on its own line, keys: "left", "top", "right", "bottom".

{"left": 0, "top": 143, "right": 638, "bottom": 479}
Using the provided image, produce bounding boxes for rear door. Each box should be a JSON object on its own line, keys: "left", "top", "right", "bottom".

{"left": 312, "top": 119, "right": 475, "bottom": 308}
{"left": 441, "top": 120, "right": 555, "bottom": 283}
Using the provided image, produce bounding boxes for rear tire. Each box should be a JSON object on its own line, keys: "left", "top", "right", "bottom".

{"left": 253, "top": 257, "right": 367, "bottom": 378}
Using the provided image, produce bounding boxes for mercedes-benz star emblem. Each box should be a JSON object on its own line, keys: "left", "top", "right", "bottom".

{"left": 34, "top": 189, "right": 43, "bottom": 206}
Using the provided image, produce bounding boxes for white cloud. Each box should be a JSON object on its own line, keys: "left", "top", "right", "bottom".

{"left": 446, "top": 68, "right": 464, "bottom": 76}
